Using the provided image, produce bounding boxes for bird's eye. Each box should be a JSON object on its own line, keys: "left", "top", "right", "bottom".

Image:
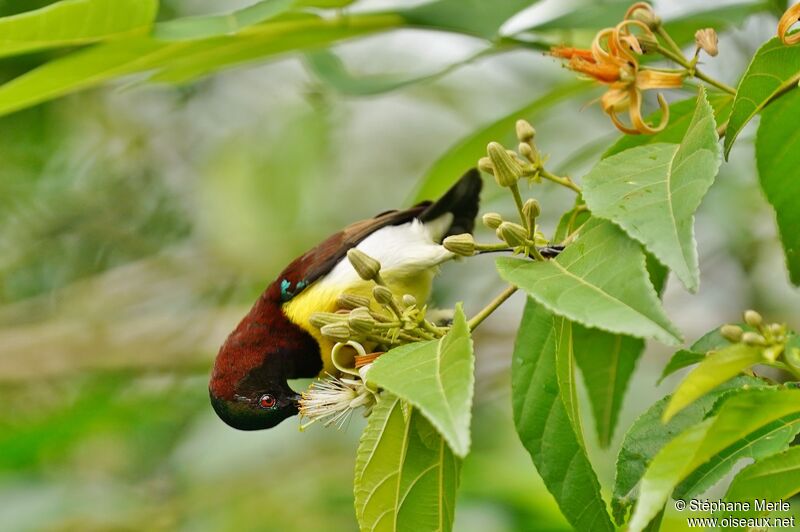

{"left": 258, "top": 394, "right": 277, "bottom": 410}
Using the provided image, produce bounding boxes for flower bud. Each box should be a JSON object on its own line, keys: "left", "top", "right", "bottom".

{"left": 443, "top": 233, "right": 476, "bottom": 257}
{"left": 487, "top": 141, "right": 523, "bottom": 188}
{"left": 518, "top": 142, "right": 536, "bottom": 162}
{"left": 695, "top": 28, "right": 719, "bottom": 57}
{"left": 515, "top": 119, "right": 536, "bottom": 143}
{"left": 742, "top": 331, "right": 766, "bottom": 346}
{"left": 744, "top": 310, "right": 763, "bottom": 329}
{"left": 348, "top": 307, "right": 375, "bottom": 334}
{"left": 337, "top": 292, "right": 371, "bottom": 310}
{"left": 347, "top": 249, "right": 381, "bottom": 281}
{"left": 482, "top": 212, "right": 503, "bottom": 229}
{"left": 522, "top": 198, "right": 541, "bottom": 229}
{"left": 320, "top": 323, "right": 351, "bottom": 343}
{"left": 310, "top": 312, "right": 346, "bottom": 329}
{"left": 477, "top": 157, "right": 494, "bottom": 174}
{"left": 372, "top": 285, "right": 396, "bottom": 307}
{"left": 720, "top": 324, "right": 743, "bottom": 343}
{"left": 626, "top": 2, "right": 660, "bottom": 29}
{"left": 402, "top": 294, "right": 417, "bottom": 307}
{"left": 497, "top": 221, "right": 529, "bottom": 247}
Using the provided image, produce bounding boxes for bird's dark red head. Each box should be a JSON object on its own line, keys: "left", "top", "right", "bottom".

{"left": 209, "top": 286, "right": 321, "bottom": 430}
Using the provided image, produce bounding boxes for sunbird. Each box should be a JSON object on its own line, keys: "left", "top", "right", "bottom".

{"left": 209, "top": 170, "right": 482, "bottom": 430}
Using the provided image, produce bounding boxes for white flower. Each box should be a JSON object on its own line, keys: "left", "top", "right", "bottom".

{"left": 299, "top": 374, "right": 374, "bottom": 429}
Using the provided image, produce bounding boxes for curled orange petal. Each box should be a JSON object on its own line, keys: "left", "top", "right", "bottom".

{"left": 778, "top": 3, "right": 800, "bottom": 45}
{"left": 636, "top": 69, "right": 685, "bottom": 90}
{"left": 570, "top": 57, "right": 622, "bottom": 83}
{"left": 550, "top": 46, "right": 594, "bottom": 60}
{"left": 630, "top": 90, "right": 669, "bottom": 134}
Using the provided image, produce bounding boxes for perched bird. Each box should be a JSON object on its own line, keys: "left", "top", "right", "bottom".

{"left": 209, "top": 170, "right": 483, "bottom": 430}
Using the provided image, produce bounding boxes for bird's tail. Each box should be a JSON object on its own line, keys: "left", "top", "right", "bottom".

{"left": 419, "top": 169, "right": 482, "bottom": 240}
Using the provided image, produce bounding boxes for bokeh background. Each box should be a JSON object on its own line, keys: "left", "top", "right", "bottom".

{"left": 1, "top": 0, "right": 798, "bottom": 530}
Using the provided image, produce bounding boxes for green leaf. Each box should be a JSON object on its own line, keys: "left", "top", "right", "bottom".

{"left": 628, "top": 388, "right": 800, "bottom": 532}
{"left": 612, "top": 376, "right": 766, "bottom": 525}
{"left": 304, "top": 48, "right": 491, "bottom": 97}
{"left": 662, "top": 343, "right": 764, "bottom": 422}
{"left": 354, "top": 393, "right": 460, "bottom": 532}
{"left": 0, "top": 0, "right": 157, "bottom": 58}
{"left": 674, "top": 412, "right": 800, "bottom": 500}
{"left": 722, "top": 446, "right": 800, "bottom": 528}
{"left": 756, "top": 87, "right": 800, "bottom": 285}
{"left": 153, "top": 0, "right": 295, "bottom": 40}
{"left": 496, "top": 217, "right": 682, "bottom": 345}
{"left": 401, "top": 0, "right": 539, "bottom": 39}
{"left": 724, "top": 36, "right": 800, "bottom": 157}
{"left": 367, "top": 305, "right": 474, "bottom": 458}
{"left": 583, "top": 88, "right": 721, "bottom": 293}
{"left": 512, "top": 299, "right": 614, "bottom": 532}
{"left": 573, "top": 325, "right": 644, "bottom": 447}
{"left": 0, "top": 13, "right": 402, "bottom": 117}
{"left": 410, "top": 81, "right": 592, "bottom": 203}
{"left": 603, "top": 92, "right": 733, "bottom": 158}
{"left": 658, "top": 326, "right": 734, "bottom": 383}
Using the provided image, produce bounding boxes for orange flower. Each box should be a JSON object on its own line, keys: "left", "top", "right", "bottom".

{"left": 778, "top": 3, "right": 800, "bottom": 45}
{"left": 550, "top": 19, "right": 683, "bottom": 134}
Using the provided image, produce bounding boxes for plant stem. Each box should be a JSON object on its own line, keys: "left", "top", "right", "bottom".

{"left": 654, "top": 44, "right": 736, "bottom": 95}
{"left": 509, "top": 183, "right": 528, "bottom": 231}
{"left": 468, "top": 285, "right": 518, "bottom": 331}
{"left": 540, "top": 168, "right": 581, "bottom": 193}
{"left": 716, "top": 119, "right": 729, "bottom": 139}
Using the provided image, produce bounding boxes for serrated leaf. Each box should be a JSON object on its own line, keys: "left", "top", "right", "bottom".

{"left": 354, "top": 393, "right": 460, "bottom": 532}
{"left": 574, "top": 325, "right": 644, "bottom": 447}
{"left": 410, "top": 82, "right": 592, "bottom": 203}
{"left": 628, "top": 388, "right": 800, "bottom": 532}
{"left": 721, "top": 446, "right": 800, "bottom": 529}
{"left": 583, "top": 89, "right": 721, "bottom": 292}
{"left": 662, "top": 343, "right": 764, "bottom": 422}
{"left": 0, "top": 0, "right": 157, "bottom": 58}
{"left": 724, "top": 36, "right": 800, "bottom": 157}
{"left": 367, "top": 305, "right": 473, "bottom": 458}
{"left": 612, "top": 376, "right": 765, "bottom": 525}
{"left": 604, "top": 92, "right": 733, "bottom": 158}
{"left": 674, "top": 413, "right": 800, "bottom": 499}
{"left": 497, "top": 217, "right": 682, "bottom": 345}
{"left": 756, "top": 87, "right": 800, "bottom": 285}
{"left": 512, "top": 299, "right": 615, "bottom": 532}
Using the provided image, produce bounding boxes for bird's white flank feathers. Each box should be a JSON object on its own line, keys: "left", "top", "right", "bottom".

{"left": 322, "top": 216, "right": 453, "bottom": 287}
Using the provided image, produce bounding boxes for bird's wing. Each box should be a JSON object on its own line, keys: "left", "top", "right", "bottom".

{"left": 272, "top": 205, "right": 429, "bottom": 302}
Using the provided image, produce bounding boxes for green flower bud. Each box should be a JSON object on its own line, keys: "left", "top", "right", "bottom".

{"left": 497, "top": 221, "right": 528, "bottom": 247}
{"left": 477, "top": 157, "right": 494, "bottom": 174}
{"left": 402, "top": 294, "right": 417, "bottom": 307}
{"left": 337, "top": 293, "right": 371, "bottom": 310}
{"left": 372, "top": 285, "right": 396, "bottom": 307}
{"left": 515, "top": 119, "right": 536, "bottom": 143}
{"left": 487, "top": 141, "right": 523, "bottom": 188}
{"left": 720, "top": 324, "right": 743, "bottom": 343}
{"left": 320, "top": 323, "right": 351, "bottom": 343}
{"left": 347, "top": 249, "right": 381, "bottom": 281}
{"left": 348, "top": 307, "right": 375, "bottom": 334}
{"left": 742, "top": 331, "right": 766, "bottom": 346}
{"left": 482, "top": 212, "right": 503, "bottom": 229}
{"left": 309, "top": 312, "right": 346, "bottom": 329}
{"left": 443, "top": 233, "right": 476, "bottom": 257}
{"left": 522, "top": 198, "right": 541, "bottom": 229}
{"left": 744, "top": 310, "right": 763, "bottom": 329}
